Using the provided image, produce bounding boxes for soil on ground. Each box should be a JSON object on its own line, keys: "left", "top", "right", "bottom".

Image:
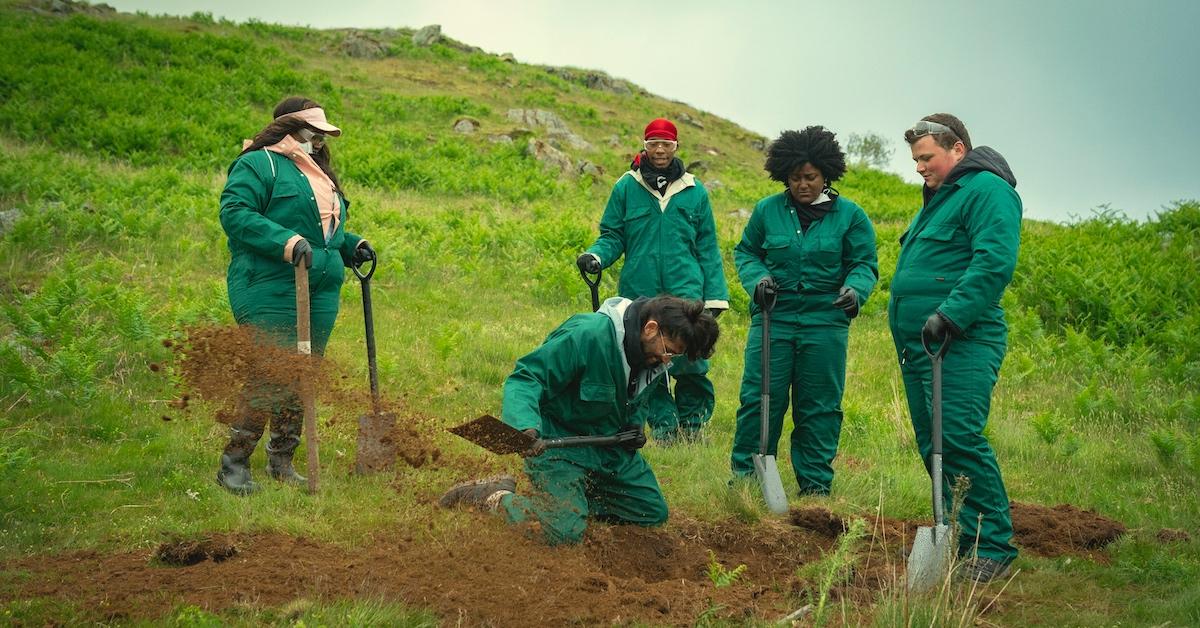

{"left": 11, "top": 324, "right": 1130, "bottom": 625}
{"left": 4, "top": 499, "right": 1131, "bottom": 626}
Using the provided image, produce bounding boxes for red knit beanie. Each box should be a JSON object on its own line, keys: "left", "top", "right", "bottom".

{"left": 644, "top": 118, "right": 678, "bottom": 142}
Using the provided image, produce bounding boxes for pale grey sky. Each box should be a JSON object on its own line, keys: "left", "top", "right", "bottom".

{"left": 109, "top": 0, "right": 1199, "bottom": 222}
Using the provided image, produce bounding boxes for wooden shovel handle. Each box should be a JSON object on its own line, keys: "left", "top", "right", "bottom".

{"left": 295, "top": 264, "right": 319, "bottom": 494}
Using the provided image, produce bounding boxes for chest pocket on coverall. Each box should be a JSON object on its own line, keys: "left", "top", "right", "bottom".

{"left": 265, "top": 182, "right": 301, "bottom": 222}
{"left": 578, "top": 381, "right": 618, "bottom": 422}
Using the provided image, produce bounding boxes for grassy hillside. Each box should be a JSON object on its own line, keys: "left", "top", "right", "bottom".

{"left": 1, "top": 2, "right": 1198, "bottom": 625}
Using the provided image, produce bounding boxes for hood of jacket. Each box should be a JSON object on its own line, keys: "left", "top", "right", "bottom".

{"left": 945, "top": 145, "right": 1017, "bottom": 189}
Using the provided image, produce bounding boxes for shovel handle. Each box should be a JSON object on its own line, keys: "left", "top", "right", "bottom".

{"left": 295, "top": 264, "right": 319, "bottom": 494}
{"left": 540, "top": 429, "right": 639, "bottom": 449}
{"left": 352, "top": 254, "right": 377, "bottom": 281}
{"left": 921, "top": 325, "right": 949, "bottom": 527}
{"left": 579, "top": 267, "right": 602, "bottom": 312}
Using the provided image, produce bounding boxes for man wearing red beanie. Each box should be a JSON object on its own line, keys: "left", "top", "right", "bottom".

{"left": 577, "top": 117, "right": 729, "bottom": 445}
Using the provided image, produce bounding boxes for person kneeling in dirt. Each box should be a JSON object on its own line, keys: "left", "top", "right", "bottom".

{"left": 440, "top": 295, "right": 720, "bottom": 545}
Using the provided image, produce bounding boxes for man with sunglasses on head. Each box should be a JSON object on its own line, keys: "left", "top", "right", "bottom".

{"left": 439, "top": 296, "right": 720, "bottom": 545}
{"left": 890, "top": 113, "right": 1021, "bottom": 583}
{"left": 576, "top": 118, "right": 729, "bottom": 445}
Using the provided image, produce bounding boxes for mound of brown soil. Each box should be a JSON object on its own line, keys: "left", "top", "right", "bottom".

{"left": 153, "top": 535, "right": 238, "bottom": 566}
{"left": 789, "top": 501, "right": 1128, "bottom": 559}
{"left": 5, "top": 518, "right": 837, "bottom": 625}
{"left": 1009, "top": 501, "right": 1127, "bottom": 557}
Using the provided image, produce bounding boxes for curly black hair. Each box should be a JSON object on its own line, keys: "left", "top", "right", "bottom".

{"left": 764, "top": 126, "right": 847, "bottom": 184}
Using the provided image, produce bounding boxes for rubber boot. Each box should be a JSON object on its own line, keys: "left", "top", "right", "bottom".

{"left": 266, "top": 408, "right": 306, "bottom": 485}
{"left": 438, "top": 475, "right": 517, "bottom": 510}
{"left": 216, "top": 425, "right": 264, "bottom": 495}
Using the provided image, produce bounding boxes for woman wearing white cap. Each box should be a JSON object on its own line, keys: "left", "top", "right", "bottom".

{"left": 215, "top": 96, "right": 374, "bottom": 495}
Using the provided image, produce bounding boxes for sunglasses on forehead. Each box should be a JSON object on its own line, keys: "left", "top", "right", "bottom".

{"left": 905, "top": 120, "right": 958, "bottom": 140}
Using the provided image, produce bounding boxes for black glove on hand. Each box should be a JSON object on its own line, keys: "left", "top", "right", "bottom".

{"left": 576, "top": 253, "right": 601, "bottom": 274}
{"left": 922, "top": 312, "right": 957, "bottom": 343}
{"left": 832, "top": 287, "right": 859, "bottom": 318}
{"left": 291, "top": 239, "right": 313, "bottom": 269}
{"left": 353, "top": 241, "right": 376, "bottom": 265}
{"left": 706, "top": 308, "right": 724, "bottom": 320}
{"left": 754, "top": 275, "right": 778, "bottom": 308}
{"left": 520, "top": 428, "right": 546, "bottom": 458}
{"left": 618, "top": 424, "right": 647, "bottom": 451}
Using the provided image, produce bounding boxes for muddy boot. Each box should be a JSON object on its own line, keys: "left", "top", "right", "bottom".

{"left": 438, "top": 475, "right": 516, "bottom": 510}
{"left": 216, "top": 425, "right": 264, "bottom": 495}
{"left": 266, "top": 410, "right": 306, "bottom": 485}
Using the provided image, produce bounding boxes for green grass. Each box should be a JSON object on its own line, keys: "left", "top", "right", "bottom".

{"left": 1, "top": 4, "right": 1198, "bottom": 626}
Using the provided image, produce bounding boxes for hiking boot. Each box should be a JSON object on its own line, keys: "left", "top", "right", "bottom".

{"left": 957, "top": 557, "right": 1012, "bottom": 583}
{"left": 438, "top": 475, "right": 516, "bottom": 510}
{"left": 265, "top": 411, "right": 306, "bottom": 485}
{"left": 216, "top": 425, "right": 264, "bottom": 496}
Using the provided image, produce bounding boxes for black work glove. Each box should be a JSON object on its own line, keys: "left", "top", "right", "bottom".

{"left": 353, "top": 240, "right": 376, "bottom": 265}
{"left": 520, "top": 428, "right": 546, "bottom": 458}
{"left": 705, "top": 308, "right": 724, "bottom": 320}
{"left": 753, "top": 275, "right": 778, "bottom": 308}
{"left": 576, "top": 253, "right": 601, "bottom": 274}
{"left": 832, "top": 287, "right": 859, "bottom": 318}
{"left": 921, "top": 312, "right": 958, "bottom": 343}
{"left": 291, "top": 239, "right": 313, "bottom": 269}
{"left": 617, "top": 424, "right": 647, "bottom": 451}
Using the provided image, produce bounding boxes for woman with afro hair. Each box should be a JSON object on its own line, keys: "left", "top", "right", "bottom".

{"left": 730, "top": 126, "right": 878, "bottom": 496}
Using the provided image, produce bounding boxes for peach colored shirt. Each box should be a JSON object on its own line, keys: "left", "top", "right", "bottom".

{"left": 261, "top": 135, "right": 340, "bottom": 262}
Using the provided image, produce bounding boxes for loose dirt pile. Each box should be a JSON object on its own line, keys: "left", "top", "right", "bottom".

{"left": 154, "top": 535, "right": 239, "bottom": 566}
{"left": 791, "top": 501, "right": 1128, "bottom": 559}
{"left": 8, "top": 518, "right": 839, "bottom": 625}
{"left": 164, "top": 324, "right": 440, "bottom": 471}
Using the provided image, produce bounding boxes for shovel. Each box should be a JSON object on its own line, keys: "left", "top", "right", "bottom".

{"left": 752, "top": 282, "right": 788, "bottom": 514}
{"left": 907, "top": 328, "right": 953, "bottom": 591}
{"left": 294, "top": 263, "right": 319, "bottom": 494}
{"left": 579, "top": 264, "right": 602, "bottom": 312}
{"left": 449, "top": 414, "right": 643, "bottom": 455}
{"left": 351, "top": 253, "right": 399, "bottom": 475}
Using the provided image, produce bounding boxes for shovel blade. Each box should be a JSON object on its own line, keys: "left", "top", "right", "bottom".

{"left": 752, "top": 453, "right": 789, "bottom": 514}
{"left": 448, "top": 414, "right": 536, "bottom": 455}
{"left": 354, "top": 411, "right": 398, "bottom": 474}
{"left": 906, "top": 524, "right": 952, "bottom": 591}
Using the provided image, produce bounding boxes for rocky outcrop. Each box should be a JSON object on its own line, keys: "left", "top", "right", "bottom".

{"left": 506, "top": 109, "right": 590, "bottom": 150}
{"left": 452, "top": 117, "right": 480, "bottom": 134}
{"left": 525, "top": 139, "right": 573, "bottom": 176}
{"left": 340, "top": 30, "right": 387, "bottom": 59}
{"left": 412, "top": 24, "right": 442, "bottom": 47}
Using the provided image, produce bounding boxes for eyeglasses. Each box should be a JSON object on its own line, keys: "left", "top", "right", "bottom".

{"left": 656, "top": 333, "right": 682, "bottom": 361}
{"left": 905, "top": 120, "right": 957, "bottom": 141}
{"left": 644, "top": 140, "right": 678, "bottom": 151}
{"left": 298, "top": 128, "right": 328, "bottom": 145}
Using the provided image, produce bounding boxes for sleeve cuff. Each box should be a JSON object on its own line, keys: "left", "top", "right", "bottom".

{"left": 704, "top": 299, "right": 730, "bottom": 310}
{"left": 283, "top": 234, "right": 303, "bottom": 262}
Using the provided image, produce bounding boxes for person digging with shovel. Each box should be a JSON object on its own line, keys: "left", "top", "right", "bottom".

{"left": 576, "top": 118, "right": 729, "bottom": 445}
{"left": 215, "top": 96, "right": 376, "bottom": 495}
{"left": 439, "top": 295, "right": 720, "bottom": 545}
{"left": 891, "top": 113, "right": 1021, "bottom": 583}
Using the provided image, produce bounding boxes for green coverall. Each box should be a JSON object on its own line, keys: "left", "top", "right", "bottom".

{"left": 887, "top": 146, "right": 1021, "bottom": 564}
{"left": 498, "top": 297, "right": 670, "bottom": 545}
{"left": 585, "top": 171, "right": 729, "bottom": 442}
{"left": 219, "top": 147, "right": 363, "bottom": 426}
{"left": 731, "top": 193, "right": 878, "bottom": 495}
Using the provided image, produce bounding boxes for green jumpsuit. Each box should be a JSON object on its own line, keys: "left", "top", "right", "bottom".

{"left": 887, "top": 146, "right": 1021, "bottom": 565}
{"left": 219, "top": 147, "right": 362, "bottom": 425}
{"left": 731, "top": 192, "right": 878, "bottom": 495}
{"left": 499, "top": 297, "right": 670, "bottom": 545}
{"left": 585, "top": 171, "right": 729, "bottom": 442}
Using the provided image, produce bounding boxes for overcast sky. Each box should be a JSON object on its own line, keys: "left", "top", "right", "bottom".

{"left": 108, "top": 0, "right": 1198, "bottom": 223}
